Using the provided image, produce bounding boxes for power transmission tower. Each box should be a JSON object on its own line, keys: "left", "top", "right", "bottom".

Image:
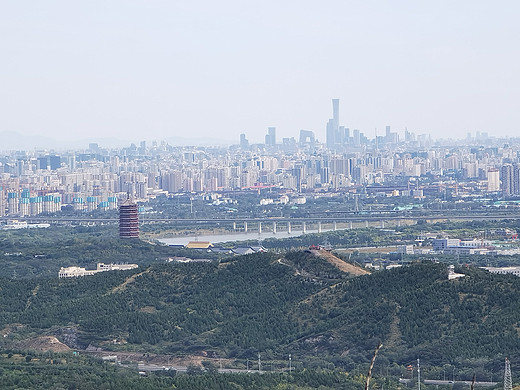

{"left": 504, "top": 358, "right": 512, "bottom": 390}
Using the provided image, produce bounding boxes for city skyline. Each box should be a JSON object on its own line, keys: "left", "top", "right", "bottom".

{"left": 1, "top": 1, "right": 519, "bottom": 145}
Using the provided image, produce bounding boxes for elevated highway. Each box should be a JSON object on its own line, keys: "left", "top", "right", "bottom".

{"left": 2, "top": 211, "right": 520, "bottom": 230}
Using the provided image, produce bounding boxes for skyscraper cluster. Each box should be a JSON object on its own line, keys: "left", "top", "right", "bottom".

{"left": 0, "top": 99, "right": 518, "bottom": 218}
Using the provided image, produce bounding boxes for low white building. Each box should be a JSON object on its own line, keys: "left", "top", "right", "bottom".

{"left": 397, "top": 245, "right": 414, "bottom": 255}
{"left": 482, "top": 266, "right": 520, "bottom": 277}
{"left": 59, "top": 263, "right": 138, "bottom": 278}
{"left": 2, "top": 220, "right": 50, "bottom": 230}
{"left": 459, "top": 239, "right": 492, "bottom": 248}
{"left": 432, "top": 238, "right": 461, "bottom": 251}
{"left": 448, "top": 265, "right": 465, "bottom": 280}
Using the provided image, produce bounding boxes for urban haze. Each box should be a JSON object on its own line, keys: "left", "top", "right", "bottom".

{"left": 1, "top": 2, "right": 520, "bottom": 389}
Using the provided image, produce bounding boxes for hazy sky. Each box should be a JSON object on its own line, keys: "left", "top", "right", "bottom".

{"left": 1, "top": 1, "right": 519, "bottom": 145}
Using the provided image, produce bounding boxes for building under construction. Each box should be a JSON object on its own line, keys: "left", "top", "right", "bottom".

{"left": 119, "top": 198, "right": 139, "bottom": 238}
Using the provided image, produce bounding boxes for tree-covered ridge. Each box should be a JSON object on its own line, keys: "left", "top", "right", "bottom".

{"left": 1, "top": 252, "right": 520, "bottom": 373}
{"left": 1, "top": 252, "right": 345, "bottom": 355}
{"left": 292, "top": 262, "right": 520, "bottom": 367}
{"left": 0, "top": 226, "right": 221, "bottom": 278}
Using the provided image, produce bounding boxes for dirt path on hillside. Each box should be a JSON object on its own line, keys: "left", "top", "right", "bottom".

{"left": 311, "top": 249, "right": 370, "bottom": 276}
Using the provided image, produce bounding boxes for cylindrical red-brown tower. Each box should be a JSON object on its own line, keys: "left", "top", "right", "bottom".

{"left": 119, "top": 198, "right": 139, "bottom": 238}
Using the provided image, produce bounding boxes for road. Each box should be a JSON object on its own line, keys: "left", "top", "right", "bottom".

{"left": 137, "top": 363, "right": 265, "bottom": 374}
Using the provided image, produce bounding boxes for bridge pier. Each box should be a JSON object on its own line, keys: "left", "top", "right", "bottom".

{"left": 333, "top": 221, "right": 337, "bottom": 231}
{"left": 380, "top": 220, "right": 385, "bottom": 228}
{"left": 287, "top": 221, "right": 291, "bottom": 234}
{"left": 318, "top": 221, "right": 322, "bottom": 233}
{"left": 233, "top": 222, "right": 236, "bottom": 231}
{"left": 365, "top": 220, "right": 369, "bottom": 228}
{"left": 244, "top": 221, "right": 248, "bottom": 233}
{"left": 349, "top": 221, "right": 353, "bottom": 229}
{"left": 397, "top": 219, "right": 401, "bottom": 227}
{"left": 258, "top": 222, "right": 262, "bottom": 234}
{"left": 302, "top": 222, "right": 307, "bottom": 234}
{"left": 273, "top": 222, "right": 277, "bottom": 234}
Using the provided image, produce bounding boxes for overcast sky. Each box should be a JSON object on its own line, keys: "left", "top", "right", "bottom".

{"left": 1, "top": 1, "right": 519, "bottom": 146}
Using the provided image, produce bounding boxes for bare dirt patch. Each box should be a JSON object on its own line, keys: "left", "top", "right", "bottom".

{"left": 312, "top": 249, "right": 370, "bottom": 276}
{"left": 16, "top": 336, "right": 71, "bottom": 353}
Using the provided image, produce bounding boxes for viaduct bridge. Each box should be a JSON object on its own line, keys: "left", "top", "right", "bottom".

{"left": 2, "top": 212, "right": 520, "bottom": 234}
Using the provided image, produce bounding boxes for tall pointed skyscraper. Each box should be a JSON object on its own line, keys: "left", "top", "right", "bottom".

{"left": 326, "top": 98, "right": 341, "bottom": 149}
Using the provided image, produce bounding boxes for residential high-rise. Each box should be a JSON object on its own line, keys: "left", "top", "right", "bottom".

{"left": 119, "top": 197, "right": 139, "bottom": 238}
{"left": 514, "top": 164, "right": 520, "bottom": 195}
{"left": 7, "top": 192, "right": 18, "bottom": 215}
{"left": 501, "top": 164, "right": 520, "bottom": 196}
{"left": 0, "top": 189, "right": 5, "bottom": 217}
{"left": 487, "top": 168, "right": 500, "bottom": 192}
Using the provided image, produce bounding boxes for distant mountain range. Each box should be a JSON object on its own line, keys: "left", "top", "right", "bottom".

{"left": 0, "top": 131, "right": 234, "bottom": 151}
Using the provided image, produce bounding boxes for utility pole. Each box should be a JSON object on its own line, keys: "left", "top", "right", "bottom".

{"left": 258, "top": 354, "right": 261, "bottom": 372}
{"left": 417, "top": 359, "right": 421, "bottom": 390}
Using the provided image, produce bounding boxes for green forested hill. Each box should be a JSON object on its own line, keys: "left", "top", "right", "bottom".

{"left": 1, "top": 251, "right": 519, "bottom": 374}
{"left": 0, "top": 226, "right": 220, "bottom": 278}
{"left": 291, "top": 262, "right": 520, "bottom": 367}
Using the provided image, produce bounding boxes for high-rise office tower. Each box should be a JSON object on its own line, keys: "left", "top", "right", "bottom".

{"left": 332, "top": 99, "right": 339, "bottom": 132}
{"left": 326, "top": 99, "right": 341, "bottom": 149}
{"left": 299, "top": 130, "right": 315, "bottom": 150}
{"left": 326, "top": 119, "right": 335, "bottom": 149}
{"left": 49, "top": 155, "right": 61, "bottom": 170}
{"left": 239, "top": 133, "right": 249, "bottom": 149}
{"left": 353, "top": 129, "right": 361, "bottom": 147}
{"left": 265, "top": 127, "right": 276, "bottom": 146}
{"left": 37, "top": 156, "right": 48, "bottom": 170}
